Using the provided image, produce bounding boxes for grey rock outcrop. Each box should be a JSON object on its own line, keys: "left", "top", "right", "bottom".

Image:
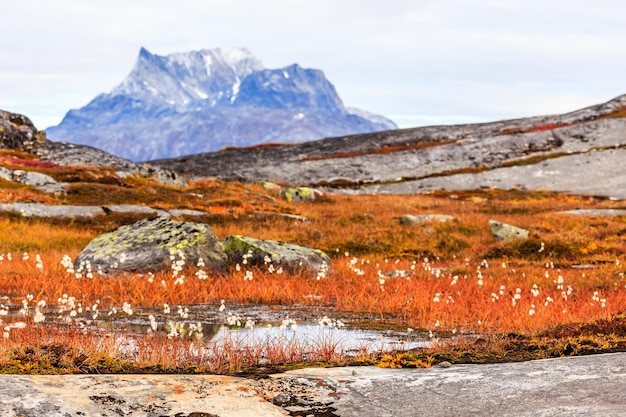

{"left": 223, "top": 235, "right": 330, "bottom": 275}
{"left": 0, "top": 109, "right": 185, "bottom": 187}
{"left": 0, "top": 109, "right": 46, "bottom": 151}
{"left": 74, "top": 217, "right": 228, "bottom": 274}
{"left": 0, "top": 203, "right": 207, "bottom": 219}
{"left": 35, "top": 141, "right": 186, "bottom": 187}
{"left": 558, "top": 209, "right": 626, "bottom": 216}
{"left": 151, "top": 94, "right": 626, "bottom": 200}
{"left": 0, "top": 167, "right": 65, "bottom": 194}
{"left": 102, "top": 204, "right": 169, "bottom": 217}
{"left": 0, "top": 203, "right": 105, "bottom": 218}
{"left": 400, "top": 214, "right": 455, "bottom": 226}
{"left": 489, "top": 220, "right": 529, "bottom": 241}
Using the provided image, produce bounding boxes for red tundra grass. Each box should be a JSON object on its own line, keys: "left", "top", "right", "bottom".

{"left": 0, "top": 181, "right": 625, "bottom": 372}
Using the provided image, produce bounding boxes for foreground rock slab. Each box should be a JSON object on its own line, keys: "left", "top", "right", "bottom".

{"left": 0, "top": 374, "right": 286, "bottom": 417}
{"left": 0, "top": 353, "right": 623, "bottom": 417}
{"left": 268, "top": 352, "right": 626, "bottom": 417}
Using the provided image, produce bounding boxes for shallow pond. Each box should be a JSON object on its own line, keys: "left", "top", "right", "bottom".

{"left": 3, "top": 299, "right": 431, "bottom": 355}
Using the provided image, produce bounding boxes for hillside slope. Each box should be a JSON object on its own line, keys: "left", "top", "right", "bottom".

{"left": 151, "top": 94, "right": 626, "bottom": 199}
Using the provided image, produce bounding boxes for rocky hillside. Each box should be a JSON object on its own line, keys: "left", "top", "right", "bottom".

{"left": 45, "top": 47, "right": 396, "bottom": 161}
{"left": 151, "top": 94, "right": 626, "bottom": 200}
{"left": 0, "top": 110, "right": 183, "bottom": 187}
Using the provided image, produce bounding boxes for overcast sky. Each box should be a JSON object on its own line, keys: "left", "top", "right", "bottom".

{"left": 2, "top": 0, "right": 625, "bottom": 130}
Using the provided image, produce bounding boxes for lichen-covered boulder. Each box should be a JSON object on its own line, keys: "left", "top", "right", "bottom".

{"left": 489, "top": 220, "right": 529, "bottom": 241}
{"left": 74, "top": 217, "right": 227, "bottom": 275}
{"left": 400, "top": 214, "right": 455, "bottom": 226}
{"left": 279, "top": 187, "right": 323, "bottom": 202}
{"left": 223, "top": 235, "right": 330, "bottom": 275}
{"left": 259, "top": 180, "right": 282, "bottom": 191}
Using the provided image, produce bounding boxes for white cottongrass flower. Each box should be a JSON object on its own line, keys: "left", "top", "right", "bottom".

{"left": 35, "top": 254, "right": 43, "bottom": 270}
{"left": 531, "top": 284, "right": 540, "bottom": 297}
{"left": 148, "top": 315, "right": 158, "bottom": 332}
{"left": 177, "top": 306, "right": 189, "bottom": 319}
{"left": 122, "top": 302, "right": 133, "bottom": 316}
{"left": 33, "top": 308, "right": 45, "bottom": 323}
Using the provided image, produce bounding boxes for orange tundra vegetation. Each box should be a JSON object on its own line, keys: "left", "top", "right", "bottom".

{"left": 0, "top": 163, "right": 624, "bottom": 372}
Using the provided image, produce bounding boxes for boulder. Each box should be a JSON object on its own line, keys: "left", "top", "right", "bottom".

{"left": 74, "top": 217, "right": 228, "bottom": 274}
{"left": 223, "top": 235, "right": 330, "bottom": 275}
{"left": 279, "top": 187, "right": 323, "bottom": 202}
{"left": 489, "top": 220, "right": 529, "bottom": 241}
{"left": 0, "top": 167, "right": 65, "bottom": 194}
{"left": 400, "top": 214, "right": 455, "bottom": 226}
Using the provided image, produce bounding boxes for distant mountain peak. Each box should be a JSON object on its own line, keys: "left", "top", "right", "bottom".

{"left": 46, "top": 47, "right": 397, "bottom": 161}
{"left": 111, "top": 47, "right": 264, "bottom": 108}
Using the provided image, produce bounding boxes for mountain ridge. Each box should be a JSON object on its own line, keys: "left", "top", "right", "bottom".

{"left": 45, "top": 47, "right": 397, "bottom": 161}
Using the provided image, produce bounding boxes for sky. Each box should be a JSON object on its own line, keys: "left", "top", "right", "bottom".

{"left": 1, "top": 0, "right": 626, "bottom": 130}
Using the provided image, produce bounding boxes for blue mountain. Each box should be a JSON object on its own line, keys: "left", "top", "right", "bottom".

{"left": 46, "top": 47, "right": 397, "bottom": 161}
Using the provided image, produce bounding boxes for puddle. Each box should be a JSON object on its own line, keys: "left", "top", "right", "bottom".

{"left": 2, "top": 301, "right": 431, "bottom": 355}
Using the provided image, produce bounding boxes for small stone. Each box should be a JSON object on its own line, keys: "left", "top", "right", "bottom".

{"left": 279, "top": 187, "right": 323, "bottom": 202}
{"left": 400, "top": 214, "right": 455, "bottom": 226}
{"left": 438, "top": 361, "right": 452, "bottom": 368}
{"left": 489, "top": 220, "right": 529, "bottom": 241}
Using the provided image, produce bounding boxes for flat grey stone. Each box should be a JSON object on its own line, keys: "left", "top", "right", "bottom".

{"left": 558, "top": 209, "right": 626, "bottom": 216}
{"left": 168, "top": 208, "right": 208, "bottom": 217}
{"left": 400, "top": 214, "right": 455, "bottom": 226}
{"left": 270, "top": 352, "right": 626, "bottom": 417}
{"left": 0, "top": 203, "right": 105, "bottom": 218}
{"left": 0, "top": 374, "right": 285, "bottom": 417}
{"left": 0, "top": 353, "right": 622, "bottom": 416}
{"left": 103, "top": 204, "right": 169, "bottom": 217}
{"left": 0, "top": 167, "right": 65, "bottom": 194}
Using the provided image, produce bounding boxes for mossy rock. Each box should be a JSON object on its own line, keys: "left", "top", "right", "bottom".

{"left": 258, "top": 180, "right": 282, "bottom": 191}
{"left": 489, "top": 219, "right": 529, "bottom": 241}
{"left": 400, "top": 214, "right": 455, "bottom": 226}
{"left": 278, "top": 187, "right": 323, "bottom": 202}
{"left": 74, "top": 217, "right": 228, "bottom": 274}
{"left": 223, "top": 235, "right": 330, "bottom": 275}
